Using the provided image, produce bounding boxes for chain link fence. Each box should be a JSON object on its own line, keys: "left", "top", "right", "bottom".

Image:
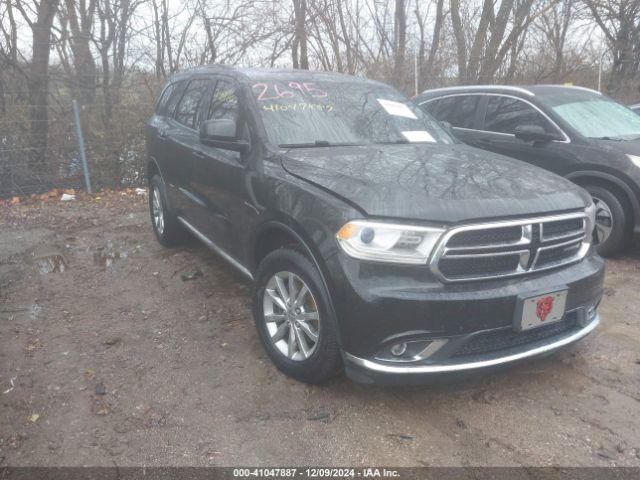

{"left": 0, "top": 81, "right": 158, "bottom": 198}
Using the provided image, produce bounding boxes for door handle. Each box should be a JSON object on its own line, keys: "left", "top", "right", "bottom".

{"left": 193, "top": 151, "right": 205, "bottom": 159}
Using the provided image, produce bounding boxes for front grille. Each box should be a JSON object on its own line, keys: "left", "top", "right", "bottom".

{"left": 536, "top": 241, "right": 582, "bottom": 267}
{"left": 452, "top": 314, "right": 579, "bottom": 358}
{"left": 431, "top": 213, "right": 588, "bottom": 282}
{"left": 439, "top": 254, "right": 520, "bottom": 277}
{"left": 543, "top": 218, "right": 584, "bottom": 239}
{"left": 447, "top": 226, "right": 522, "bottom": 247}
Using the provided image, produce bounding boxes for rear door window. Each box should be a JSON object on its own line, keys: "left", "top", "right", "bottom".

{"left": 422, "top": 95, "right": 480, "bottom": 129}
{"left": 174, "top": 79, "right": 211, "bottom": 129}
{"left": 483, "top": 96, "right": 556, "bottom": 135}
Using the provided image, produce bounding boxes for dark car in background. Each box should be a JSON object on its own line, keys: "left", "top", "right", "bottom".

{"left": 416, "top": 85, "right": 640, "bottom": 256}
{"left": 146, "top": 67, "right": 603, "bottom": 385}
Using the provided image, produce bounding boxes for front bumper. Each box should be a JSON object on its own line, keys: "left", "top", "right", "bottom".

{"left": 344, "top": 314, "right": 599, "bottom": 385}
{"left": 325, "top": 251, "right": 604, "bottom": 385}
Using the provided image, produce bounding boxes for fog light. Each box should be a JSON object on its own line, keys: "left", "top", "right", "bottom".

{"left": 390, "top": 343, "right": 407, "bottom": 356}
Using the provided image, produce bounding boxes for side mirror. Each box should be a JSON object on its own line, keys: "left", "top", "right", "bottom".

{"left": 200, "top": 119, "right": 249, "bottom": 153}
{"left": 514, "top": 124, "right": 561, "bottom": 143}
{"left": 440, "top": 120, "right": 454, "bottom": 133}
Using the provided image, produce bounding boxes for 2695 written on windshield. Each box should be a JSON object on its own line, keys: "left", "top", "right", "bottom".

{"left": 252, "top": 82, "right": 328, "bottom": 102}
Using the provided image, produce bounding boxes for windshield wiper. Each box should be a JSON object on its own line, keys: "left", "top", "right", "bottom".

{"left": 279, "top": 141, "right": 364, "bottom": 148}
{"left": 593, "top": 136, "right": 625, "bottom": 141}
{"left": 375, "top": 139, "right": 410, "bottom": 145}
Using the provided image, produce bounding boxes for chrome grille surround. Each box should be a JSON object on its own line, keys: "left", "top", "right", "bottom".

{"left": 430, "top": 212, "right": 590, "bottom": 282}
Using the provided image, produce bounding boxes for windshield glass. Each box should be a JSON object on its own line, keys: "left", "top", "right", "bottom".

{"left": 249, "top": 75, "right": 452, "bottom": 147}
{"left": 540, "top": 92, "right": 640, "bottom": 140}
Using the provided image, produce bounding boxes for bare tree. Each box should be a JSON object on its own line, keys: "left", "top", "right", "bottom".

{"left": 415, "top": 0, "right": 446, "bottom": 90}
{"left": 585, "top": 0, "right": 640, "bottom": 96}
{"left": 57, "top": 0, "right": 98, "bottom": 103}
{"left": 450, "top": 0, "right": 557, "bottom": 84}
{"left": 292, "top": 0, "right": 309, "bottom": 69}
{"left": 14, "top": 0, "right": 61, "bottom": 169}
{"left": 393, "top": 0, "right": 406, "bottom": 79}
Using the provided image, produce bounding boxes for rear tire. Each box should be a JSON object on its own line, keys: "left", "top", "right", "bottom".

{"left": 149, "top": 174, "right": 188, "bottom": 247}
{"left": 583, "top": 184, "right": 631, "bottom": 256}
{"left": 252, "top": 248, "right": 342, "bottom": 384}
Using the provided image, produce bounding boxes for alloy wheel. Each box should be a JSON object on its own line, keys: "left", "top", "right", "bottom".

{"left": 262, "top": 271, "right": 320, "bottom": 361}
{"left": 592, "top": 196, "right": 613, "bottom": 245}
{"left": 152, "top": 187, "right": 165, "bottom": 235}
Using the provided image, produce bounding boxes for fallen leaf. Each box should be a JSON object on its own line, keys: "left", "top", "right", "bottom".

{"left": 181, "top": 269, "right": 203, "bottom": 281}
{"left": 96, "top": 404, "right": 111, "bottom": 415}
{"left": 103, "top": 337, "right": 121, "bottom": 346}
{"left": 25, "top": 338, "right": 42, "bottom": 352}
{"left": 28, "top": 413, "right": 40, "bottom": 423}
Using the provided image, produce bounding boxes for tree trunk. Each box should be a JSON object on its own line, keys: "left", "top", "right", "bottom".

{"left": 393, "top": 0, "right": 406, "bottom": 82}
{"left": 292, "top": 0, "right": 308, "bottom": 69}
{"left": 424, "top": 0, "right": 444, "bottom": 88}
{"left": 64, "top": 0, "right": 97, "bottom": 103}
{"left": 449, "top": 0, "right": 467, "bottom": 82}
{"left": 28, "top": 0, "right": 60, "bottom": 170}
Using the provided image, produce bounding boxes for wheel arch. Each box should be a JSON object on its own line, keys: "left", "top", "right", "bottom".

{"left": 566, "top": 170, "right": 640, "bottom": 229}
{"left": 147, "top": 156, "right": 164, "bottom": 185}
{"left": 252, "top": 219, "right": 328, "bottom": 277}
{"left": 251, "top": 219, "right": 341, "bottom": 341}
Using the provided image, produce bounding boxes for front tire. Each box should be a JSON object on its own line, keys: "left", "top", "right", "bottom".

{"left": 583, "top": 184, "right": 631, "bottom": 256}
{"left": 252, "top": 248, "right": 342, "bottom": 384}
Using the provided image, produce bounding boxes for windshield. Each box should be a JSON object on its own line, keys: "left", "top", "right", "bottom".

{"left": 250, "top": 75, "right": 452, "bottom": 147}
{"left": 541, "top": 93, "right": 640, "bottom": 140}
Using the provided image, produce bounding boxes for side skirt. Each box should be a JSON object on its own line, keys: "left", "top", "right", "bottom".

{"left": 177, "top": 216, "right": 254, "bottom": 281}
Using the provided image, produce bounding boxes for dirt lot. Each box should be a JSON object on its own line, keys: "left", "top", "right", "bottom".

{"left": 1, "top": 192, "right": 639, "bottom": 467}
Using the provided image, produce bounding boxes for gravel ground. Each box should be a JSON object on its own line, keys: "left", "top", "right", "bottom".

{"left": 0, "top": 192, "right": 639, "bottom": 467}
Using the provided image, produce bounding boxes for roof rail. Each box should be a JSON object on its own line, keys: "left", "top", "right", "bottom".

{"left": 420, "top": 85, "right": 535, "bottom": 97}
{"left": 538, "top": 84, "right": 602, "bottom": 95}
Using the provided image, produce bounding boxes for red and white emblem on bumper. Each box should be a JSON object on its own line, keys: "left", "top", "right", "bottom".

{"left": 536, "top": 296, "right": 555, "bottom": 322}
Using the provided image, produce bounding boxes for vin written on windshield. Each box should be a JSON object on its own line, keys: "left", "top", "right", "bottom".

{"left": 250, "top": 77, "right": 451, "bottom": 148}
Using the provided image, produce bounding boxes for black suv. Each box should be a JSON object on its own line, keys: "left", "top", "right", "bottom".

{"left": 415, "top": 85, "right": 640, "bottom": 256}
{"left": 146, "top": 67, "right": 603, "bottom": 385}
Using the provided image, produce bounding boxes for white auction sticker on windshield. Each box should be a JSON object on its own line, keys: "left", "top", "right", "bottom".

{"left": 377, "top": 99, "right": 418, "bottom": 119}
{"left": 402, "top": 130, "right": 435, "bottom": 143}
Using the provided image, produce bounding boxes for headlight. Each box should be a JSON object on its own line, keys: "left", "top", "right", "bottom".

{"left": 627, "top": 154, "right": 640, "bottom": 168}
{"left": 585, "top": 201, "right": 596, "bottom": 244}
{"left": 336, "top": 220, "right": 445, "bottom": 264}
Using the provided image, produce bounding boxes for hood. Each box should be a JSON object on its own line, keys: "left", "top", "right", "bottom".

{"left": 281, "top": 143, "right": 590, "bottom": 224}
{"left": 591, "top": 137, "right": 640, "bottom": 156}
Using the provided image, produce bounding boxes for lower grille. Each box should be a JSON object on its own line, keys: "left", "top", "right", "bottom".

{"left": 452, "top": 314, "right": 579, "bottom": 358}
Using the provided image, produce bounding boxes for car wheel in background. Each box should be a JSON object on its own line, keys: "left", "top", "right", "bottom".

{"left": 584, "top": 184, "right": 631, "bottom": 256}
{"left": 149, "top": 174, "right": 187, "bottom": 247}
{"left": 252, "top": 248, "right": 342, "bottom": 384}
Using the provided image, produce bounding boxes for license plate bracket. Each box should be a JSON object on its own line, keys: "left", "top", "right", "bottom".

{"left": 513, "top": 288, "right": 568, "bottom": 331}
